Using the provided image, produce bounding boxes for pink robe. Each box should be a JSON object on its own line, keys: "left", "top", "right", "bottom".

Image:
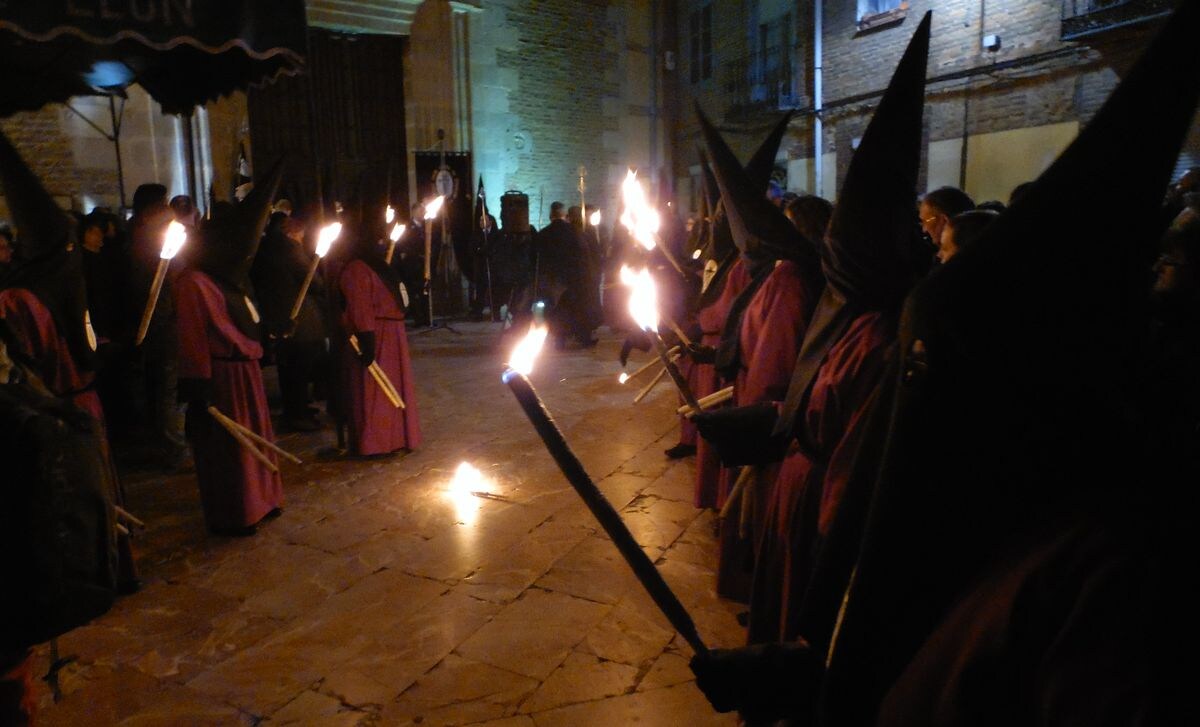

{"left": 694, "top": 260, "right": 751, "bottom": 508}
{"left": 175, "top": 269, "right": 283, "bottom": 530}
{"left": 748, "top": 312, "right": 890, "bottom": 643}
{"left": 716, "top": 260, "right": 819, "bottom": 602}
{"left": 338, "top": 260, "right": 422, "bottom": 455}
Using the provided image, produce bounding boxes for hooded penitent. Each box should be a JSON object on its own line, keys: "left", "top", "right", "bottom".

{"left": 698, "top": 109, "right": 809, "bottom": 274}
{"left": 774, "top": 11, "right": 931, "bottom": 443}
{"left": 698, "top": 108, "right": 825, "bottom": 379}
{"left": 820, "top": 4, "right": 1200, "bottom": 724}
{"left": 0, "top": 126, "right": 96, "bottom": 371}
{"left": 193, "top": 159, "right": 284, "bottom": 339}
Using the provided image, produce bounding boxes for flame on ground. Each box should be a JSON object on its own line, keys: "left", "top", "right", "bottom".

{"left": 448, "top": 462, "right": 488, "bottom": 526}
{"left": 619, "top": 372, "right": 629, "bottom": 384}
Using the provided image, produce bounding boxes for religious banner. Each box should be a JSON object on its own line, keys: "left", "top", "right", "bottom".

{"left": 415, "top": 150, "right": 473, "bottom": 315}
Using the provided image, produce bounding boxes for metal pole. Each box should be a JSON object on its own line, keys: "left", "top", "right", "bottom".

{"left": 182, "top": 111, "right": 198, "bottom": 201}
{"left": 108, "top": 96, "right": 127, "bottom": 212}
{"left": 813, "top": 0, "right": 824, "bottom": 198}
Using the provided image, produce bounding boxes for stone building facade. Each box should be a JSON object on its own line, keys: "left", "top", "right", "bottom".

{"left": 668, "top": 0, "right": 1197, "bottom": 211}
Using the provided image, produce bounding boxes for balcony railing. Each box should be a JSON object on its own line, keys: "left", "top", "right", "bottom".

{"left": 1061, "top": 0, "right": 1173, "bottom": 40}
{"left": 723, "top": 49, "right": 802, "bottom": 116}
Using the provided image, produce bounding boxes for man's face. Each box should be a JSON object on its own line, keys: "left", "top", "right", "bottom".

{"left": 919, "top": 201, "right": 947, "bottom": 246}
{"left": 936, "top": 225, "right": 958, "bottom": 264}
{"left": 83, "top": 226, "right": 104, "bottom": 252}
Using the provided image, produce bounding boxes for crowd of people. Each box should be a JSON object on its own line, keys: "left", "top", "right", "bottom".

{"left": 631, "top": 8, "right": 1197, "bottom": 723}
{"left": 2, "top": 3, "right": 1198, "bottom": 724}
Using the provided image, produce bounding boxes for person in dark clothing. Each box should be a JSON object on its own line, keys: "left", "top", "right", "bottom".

{"left": 251, "top": 213, "right": 329, "bottom": 432}
{"left": 935, "top": 208, "right": 999, "bottom": 264}
{"left": 918, "top": 186, "right": 974, "bottom": 252}
{"left": 129, "top": 182, "right": 188, "bottom": 470}
{"left": 538, "top": 201, "right": 596, "bottom": 347}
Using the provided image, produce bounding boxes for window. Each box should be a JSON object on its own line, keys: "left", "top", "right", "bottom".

{"left": 857, "top": 0, "right": 907, "bottom": 30}
{"left": 689, "top": 4, "right": 712, "bottom": 84}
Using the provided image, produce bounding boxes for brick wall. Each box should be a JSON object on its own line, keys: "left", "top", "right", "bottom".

{"left": 667, "top": 0, "right": 1197, "bottom": 205}
{"left": 0, "top": 108, "right": 83, "bottom": 220}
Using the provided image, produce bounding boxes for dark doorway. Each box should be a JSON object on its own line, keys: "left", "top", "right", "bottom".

{"left": 247, "top": 29, "right": 408, "bottom": 213}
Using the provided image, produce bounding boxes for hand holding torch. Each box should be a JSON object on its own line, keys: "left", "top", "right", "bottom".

{"left": 290, "top": 222, "right": 341, "bottom": 321}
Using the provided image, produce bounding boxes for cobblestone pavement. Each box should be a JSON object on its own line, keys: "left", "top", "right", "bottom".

{"left": 34, "top": 323, "right": 742, "bottom": 726}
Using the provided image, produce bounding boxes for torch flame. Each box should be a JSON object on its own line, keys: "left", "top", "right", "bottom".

{"left": 316, "top": 222, "right": 342, "bottom": 258}
{"left": 589, "top": 210, "right": 602, "bottom": 226}
{"left": 160, "top": 221, "right": 188, "bottom": 260}
{"left": 508, "top": 324, "right": 548, "bottom": 376}
{"left": 386, "top": 205, "right": 395, "bottom": 224}
{"left": 619, "top": 372, "right": 629, "bottom": 384}
{"left": 390, "top": 223, "right": 406, "bottom": 242}
{"left": 692, "top": 248, "right": 703, "bottom": 260}
{"left": 621, "top": 265, "right": 659, "bottom": 332}
{"left": 619, "top": 170, "right": 660, "bottom": 251}
{"left": 424, "top": 196, "right": 445, "bottom": 220}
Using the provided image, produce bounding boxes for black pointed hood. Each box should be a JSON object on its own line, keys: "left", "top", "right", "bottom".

{"left": 0, "top": 126, "right": 96, "bottom": 371}
{"left": 744, "top": 111, "right": 794, "bottom": 193}
{"left": 825, "top": 11, "right": 930, "bottom": 309}
{"left": 774, "top": 11, "right": 931, "bottom": 442}
{"left": 821, "top": 5, "right": 1200, "bottom": 723}
{"left": 197, "top": 158, "right": 284, "bottom": 292}
{"left": 697, "top": 105, "right": 809, "bottom": 269}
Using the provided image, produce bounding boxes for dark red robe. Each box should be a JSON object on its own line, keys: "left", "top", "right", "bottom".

{"left": 717, "top": 259, "right": 819, "bottom": 601}
{"left": 175, "top": 269, "right": 283, "bottom": 529}
{"left": 0, "top": 288, "right": 102, "bottom": 421}
{"left": 338, "top": 260, "right": 422, "bottom": 455}
{"left": 694, "top": 260, "right": 751, "bottom": 508}
{"left": 0, "top": 287, "right": 138, "bottom": 585}
{"left": 748, "top": 312, "right": 890, "bottom": 644}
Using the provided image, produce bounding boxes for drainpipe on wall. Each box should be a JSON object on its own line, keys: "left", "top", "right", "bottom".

{"left": 652, "top": 0, "right": 662, "bottom": 197}
{"left": 813, "top": 0, "right": 823, "bottom": 197}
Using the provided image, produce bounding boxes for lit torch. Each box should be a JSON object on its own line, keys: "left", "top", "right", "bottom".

{"left": 423, "top": 196, "right": 445, "bottom": 325}
{"left": 621, "top": 266, "right": 701, "bottom": 413}
{"left": 619, "top": 170, "right": 685, "bottom": 276}
{"left": 589, "top": 210, "right": 602, "bottom": 227}
{"left": 135, "top": 220, "right": 188, "bottom": 346}
{"left": 290, "top": 222, "right": 341, "bottom": 321}
{"left": 385, "top": 205, "right": 395, "bottom": 225}
{"left": 502, "top": 325, "right": 708, "bottom": 656}
{"left": 385, "top": 222, "right": 405, "bottom": 265}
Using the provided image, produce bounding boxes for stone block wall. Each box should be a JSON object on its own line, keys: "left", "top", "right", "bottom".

{"left": 468, "top": 0, "right": 666, "bottom": 227}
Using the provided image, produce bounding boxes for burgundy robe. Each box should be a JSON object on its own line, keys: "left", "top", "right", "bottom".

{"left": 0, "top": 287, "right": 138, "bottom": 584}
{"left": 748, "top": 312, "right": 890, "bottom": 643}
{"left": 0, "top": 288, "right": 102, "bottom": 421}
{"left": 338, "top": 260, "right": 422, "bottom": 455}
{"left": 694, "top": 260, "right": 751, "bottom": 508}
{"left": 175, "top": 269, "right": 283, "bottom": 529}
{"left": 877, "top": 517, "right": 1152, "bottom": 727}
{"left": 717, "top": 260, "right": 819, "bottom": 601}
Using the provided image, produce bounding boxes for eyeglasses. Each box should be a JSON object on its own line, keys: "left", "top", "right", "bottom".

{"left": 920, "top": 214, "right": 943, "bottom": 226}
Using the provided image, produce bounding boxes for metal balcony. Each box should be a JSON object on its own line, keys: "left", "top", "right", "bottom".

{"left": 1061, "top": 0, "right": 1173, "bottom": 40}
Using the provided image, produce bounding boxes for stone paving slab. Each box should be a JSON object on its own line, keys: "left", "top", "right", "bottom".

{"left": 33, "top": 324, "right": 737, "bottom": 725}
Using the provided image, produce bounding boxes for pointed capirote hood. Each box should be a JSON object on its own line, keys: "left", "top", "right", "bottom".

{"left": 820, "top": 5, "right": 1200, "bottom": 724}
{"left": 0, "top": 126, "right": 96, "bottom": 371}
{"left": 824, "top": 11, "right": 930, "bottom": 309}
{"left": 197, "top": 158, "right": 284, "bottom": 290}
{"left": 743, "top": 111, "right": 794, "bottom": 194}
{"left": 774, "top": 11, "right": 931, "bottom": 442}
{"left": 697, "top": 105, "right": 810, "bottom": 268}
